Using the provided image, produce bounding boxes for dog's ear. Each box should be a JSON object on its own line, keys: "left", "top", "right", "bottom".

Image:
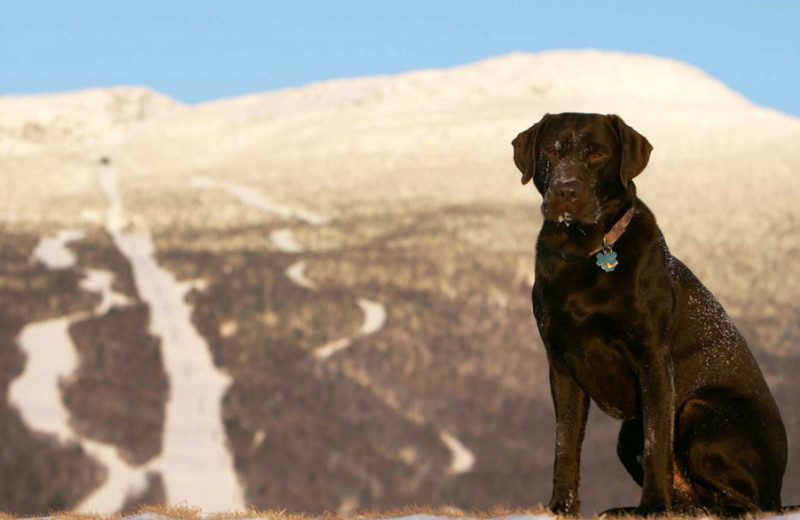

{"left": 512, "top": 113, "right": 552, "bottom": 192}
{"left": 609, "top": 114, "right": 653, "bottom": 187}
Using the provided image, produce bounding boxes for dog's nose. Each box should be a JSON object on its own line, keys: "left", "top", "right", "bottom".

{"left": 552, "top": 179, "right": 583, "bottom": 200}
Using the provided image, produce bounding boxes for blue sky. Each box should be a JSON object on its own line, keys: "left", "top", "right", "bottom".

{"left": 1, "top": 1, "right": 799, "bottom": 116}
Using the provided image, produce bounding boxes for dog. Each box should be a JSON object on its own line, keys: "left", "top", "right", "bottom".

{"left": 512, "top": 113, "right": 787, "bottom": 516}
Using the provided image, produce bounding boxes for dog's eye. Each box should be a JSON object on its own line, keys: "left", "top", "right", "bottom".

{"left": 588, "top": 151, "right": 606, "bottom": 161}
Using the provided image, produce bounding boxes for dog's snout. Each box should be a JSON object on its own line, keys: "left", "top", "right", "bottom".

{"left": 552, "top": 179, "right": 583, "bottom": 200}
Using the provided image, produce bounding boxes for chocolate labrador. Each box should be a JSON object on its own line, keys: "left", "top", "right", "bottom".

{"left": 512, "top": 113, "right": 786, "bottom": 516}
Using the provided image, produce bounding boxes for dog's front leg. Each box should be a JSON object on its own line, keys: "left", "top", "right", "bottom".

{"left": 548, "top": 362, "right": 589, "bottom": 516}
{"left": 635, "top": 346, "right": 675, "bottom": 514}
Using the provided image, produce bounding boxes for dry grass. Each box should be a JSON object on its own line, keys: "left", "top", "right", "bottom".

{"left": 0, "top": 504, "right": 544, "bottom": 520}
{"left": 351, "top": 503, "right": 549, "bottom": 519}
{"left": 13, "top": 504, "right": 320, "bottom": 520}
{"left": 4, "top": 503, "right": 795, "bottom": 520}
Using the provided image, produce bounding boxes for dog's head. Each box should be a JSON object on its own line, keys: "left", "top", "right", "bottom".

{"left": 512, "top": 113, "right": 652, "bottom": 226}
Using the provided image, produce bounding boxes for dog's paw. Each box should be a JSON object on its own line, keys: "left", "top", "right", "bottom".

{"left": 548, "top": 498, "right": 580, "bottom": 516}
{"left": 634, "top": 495, "right": 672, "bottom": 516}
{"left": 601, "top": 505, "right": 669, "bottom": 517}
{"left": 599, "top": 506, "right": 636, "bottom": 518}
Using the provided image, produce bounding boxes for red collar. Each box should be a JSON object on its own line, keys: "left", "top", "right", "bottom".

{"left": 590, "top": 205, "right": 636, "bottom": 256}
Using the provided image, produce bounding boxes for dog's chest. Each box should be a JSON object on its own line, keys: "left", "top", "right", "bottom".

{"left": 568, "top": 339, "right": 639, "bottom": 419}
{"left": 535, "top": 283, "right": 641, "bottom": 420}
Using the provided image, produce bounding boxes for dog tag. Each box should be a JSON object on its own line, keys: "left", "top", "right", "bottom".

{"left": 596, "top": 250, "right": 618, "bottom": 272}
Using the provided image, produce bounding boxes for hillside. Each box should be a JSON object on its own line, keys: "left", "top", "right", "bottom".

{"left": 0, "top": 50, "right": 799, "bottom": 516}
{"left": 0, "top": 87, "right": 180, "bottom": 153}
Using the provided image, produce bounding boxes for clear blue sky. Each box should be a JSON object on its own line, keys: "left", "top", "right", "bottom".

{"left": 1, "top": 1, "right": 799, "bottom": 117}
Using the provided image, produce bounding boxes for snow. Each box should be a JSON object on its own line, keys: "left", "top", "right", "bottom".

{"left": 11, "top": 227, "right": 152, "bottom": 513}
{"left": 358, "top": 298, "right": 389, "bottom": 337}
{"left": 203, "top": 179, "right": 391, "bottom": 361}
{"left": 11, "top": 229, "right": 84, "bottom": 439}
{"left": 76, "top": 441, "right": 149, "bottom": 514}
{"left": 312, "top": 299, "right": 387, "bottom": 359}
{"left": 311, "top": 337, "right": 353, "bottom": 360}
{"left": 438, "top": 431, "right": 476, "bottom": 475}
{"left": 0, "top": 87, "right": 180, "bottom": 154}
{"left": 286, "top": 260, "right": 317, "bottom": 289}
{"left": 197, "top": 175, "right": 476, "bottom": 484}
{"left": 10, "top": 318, "right": 80, "bottom": 442}
{"left": 32, "top": 229, "right": 85, "bottom": 269}
{"left": 269, "top": 228, "right": 304, "bottom": 253}
{"left": 192, "top": 177, "right": 328, "bottom": 225}
{"left": 99, "top": 165, "right": 244, "bottom": 510}
{"left": 80, "top": 269, "right": 133, "bottom": 314}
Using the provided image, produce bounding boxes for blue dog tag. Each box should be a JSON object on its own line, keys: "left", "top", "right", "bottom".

{"left": 596, "top": 250, "right": 618, "bottom": 272}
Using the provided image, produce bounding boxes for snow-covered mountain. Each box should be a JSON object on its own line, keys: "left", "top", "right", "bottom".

{"left": 1, "top": 50, "right": 799, "bottom": 516}
{"left": 0, "top": 87, "right": 180, "bottom": 153}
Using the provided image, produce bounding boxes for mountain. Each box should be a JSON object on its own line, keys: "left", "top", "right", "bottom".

{"left": 0, "top": 87, "right": 180, "bottom": 153}
{"left": 0, "top": 50, "right": 799, "bottom": 516}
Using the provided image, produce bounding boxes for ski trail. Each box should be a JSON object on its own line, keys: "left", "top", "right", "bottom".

{"left": 75, "top": 265, "right": 152, "bottom": 513}
{"left": 11, "top": 317, "right": 79, "bottom": 442}
{"left": 357, "top": 299, "right": 388, "bottom": 336}
{"left": 10, "top": 230, "right": 85, "bottom": 441}
{"left": 195, "top": 176, "right": 391, "bottom": 359}
{"left": 31, "top": 229, "right": 85, "bottom": 269}
{"left": 100, "top": 166, "right": 243, "bottom": 511}
{"left": 285, "top": 261, "right": 317, "bottom": 290}
{"left": 312, "top": 299, "right": 387, "bottom": 359}
{"left": 269, "top": 228, "right": 303, "bottom": 253}
{"left": 76, "top": 433, "right": 149, "bottom": 513}
{"left": 81, "top": 269, "right": 133, "bottom": 314}
{"left": 10, "top": 229, "right": 150, "bottom": 513}
{"left": 195, "top": 179, "right": 476, "bottom": 477}
{"left": 13, "top": 316, "right": 152, "bottom": 514}
{"left": 439, "top": 431, "right": 476, "bottom": 475}
{"left": 191, "top": 177, "right": 327, "bottom": 225}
